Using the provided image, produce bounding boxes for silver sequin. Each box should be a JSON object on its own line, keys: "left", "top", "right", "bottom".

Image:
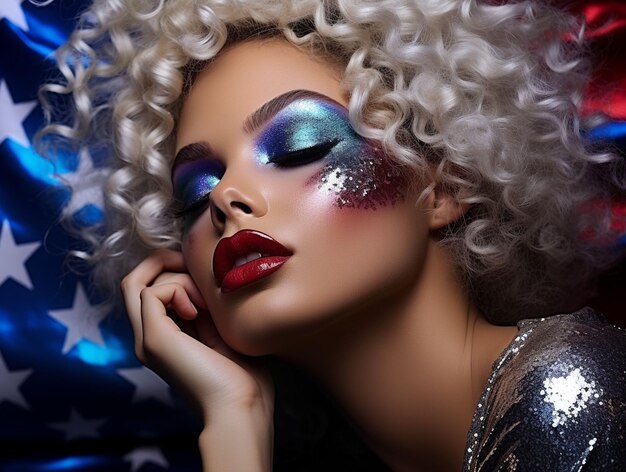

{"left": 464, "top": 308, "right": 626, "bottom": 471}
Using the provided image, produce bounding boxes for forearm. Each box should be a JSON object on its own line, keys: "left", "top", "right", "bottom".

{"left": 199, "top": 407, "right": 273, "bottom": 472}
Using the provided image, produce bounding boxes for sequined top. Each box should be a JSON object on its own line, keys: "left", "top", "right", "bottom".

{"left": 464, "top": 308, "right": 626, "bottom": 471}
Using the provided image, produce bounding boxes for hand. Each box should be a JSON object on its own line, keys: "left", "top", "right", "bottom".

{"left": 120, "top": 249, "right": 274, "bottom": 424}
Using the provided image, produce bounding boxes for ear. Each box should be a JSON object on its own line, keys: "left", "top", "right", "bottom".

{"left": 425, "top": 187, "right": 469, "bottom": 230}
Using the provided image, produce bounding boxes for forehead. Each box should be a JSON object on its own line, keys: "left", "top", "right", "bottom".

{"left": 176, "top": 39, "right": 347, "bottom": 152}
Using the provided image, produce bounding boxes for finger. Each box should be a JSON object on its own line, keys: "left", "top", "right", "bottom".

{"left": 122, "top": 249, "right": 186, "bottom": 294}
{"left": 131, "top": 282, "right": 196, "bottom": 362}
{"left": 145, "top": 282, "right": 199, "bottom": 322}
{"left": 138, "top": 285, "right": 248, "bottom": 398}
{"left": 121, "top": 250, "right": 186, "bottom": 348}
{"left": 153, "top": 272, "right": 208, "bottom": 312}
{"left": 138, "top": 283, "right": 192, "bottom": 360}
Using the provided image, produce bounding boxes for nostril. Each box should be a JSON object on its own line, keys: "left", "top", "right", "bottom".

{"left": 231, "top": 201, "right": 252, "bottom": 214}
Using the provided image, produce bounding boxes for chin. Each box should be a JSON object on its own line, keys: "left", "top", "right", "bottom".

{"left": 217, "top": 319, "right": 304, "bottom": 357}
{"left": 211, "top": 288, "right": 340, "bottom": 357}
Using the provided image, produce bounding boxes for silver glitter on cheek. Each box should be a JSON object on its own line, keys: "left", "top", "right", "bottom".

{"left": 540, "top": 368, "right": 598, "bottom": 427}
{"left": 318, "top": 166, "right": 347, "bottom": 194}
{"left": 253, "top": 97, "right": 409, "bottom": 210}
{"left": 315, "top": 146, "right": 407, "bottom": 210}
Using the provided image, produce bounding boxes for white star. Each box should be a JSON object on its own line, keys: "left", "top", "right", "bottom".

{"left": 47, "top": 284, "right": 107, "bottom": 354}
{"left": 0, "top": 219, "right": 39, "bottom": 290}
{"left": 61, "top": 148, "right": 108, "bottom": 216}
{"left": 117, "top": 367, "right": 173, "bottom": 406}
{"left": 0, "top": 351, "right": 32, "bottom": 409}
{"left": 0, "top": 80, "right": 37, "bottom": 148}
{"left": 49, "top": 409, "right": 107, "bottom": 441}
{"left": 123, "top": 446, "right": 169, "bottom": 472}
{"left": 0, "top": 0, "right": 28, "bottom": 31}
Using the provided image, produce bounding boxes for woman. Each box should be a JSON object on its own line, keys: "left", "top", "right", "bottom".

{"left": 39, "top": 0, "right": 626, "bottom": 470}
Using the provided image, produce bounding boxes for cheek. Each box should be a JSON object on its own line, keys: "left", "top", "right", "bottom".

{"left": 181, "top": 215, "right": 217, "bottom": 294}
{"left": 278, "top": 199, "right": 428, "bottom": 329}
{"left": 293, "top": 153, "right": 425, "bottom": 281}
{"left": 288, "top": 146, "right": 416, "bottom": 243}
{"left": 308, "top": 144, "right": 410, "bottom": 210}
{"left": 296, "top": 174, "right": 423, "bottom": 265}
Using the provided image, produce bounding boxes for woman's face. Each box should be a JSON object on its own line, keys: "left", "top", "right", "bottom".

{"left": 176, "top": 39, "right": 432, "bottom": 356}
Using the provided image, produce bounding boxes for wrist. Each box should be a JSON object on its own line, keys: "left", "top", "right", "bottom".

{"left": 199, "top": 407, "right": 274, "bottom": 472}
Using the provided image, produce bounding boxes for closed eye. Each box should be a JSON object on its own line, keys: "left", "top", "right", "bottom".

{"left": 268, "top": 139, "right": 340, "bottom": 168}
{"left": 174, "top": 194, "right": 211, "bottom": 218}
{"left": 172, "top": 158, "right": 224, "bottom": 221}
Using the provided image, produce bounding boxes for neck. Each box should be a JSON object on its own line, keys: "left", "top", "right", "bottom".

{"left": 282, "top": 241, "right": 518, "bottom": 471}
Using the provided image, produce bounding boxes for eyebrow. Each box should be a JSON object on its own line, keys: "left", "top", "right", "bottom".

{"left": 173, "top": 89, "right": 345, "bottom": 172}
{"left": 172, "top": 142, "right": 214, "bottom": 176}
{"left": 242, "top": 89, "right": 344, "bottom": 134}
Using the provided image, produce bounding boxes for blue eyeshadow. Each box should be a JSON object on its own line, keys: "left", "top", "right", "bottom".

{"left": 172, "top": 158, "right": 225, "bottom": 210}
{"left": 254, "top": 99, "right": 359, "bottom": 165}
{"left": 172, "top": 96, "right": 406, "bottom": 223}
{"left": 254, "top": 98, "right": 405, "bottom": 209}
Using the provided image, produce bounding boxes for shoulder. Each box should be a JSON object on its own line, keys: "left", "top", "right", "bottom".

{"left": 466, "top": 308, "right": 626, "bottom": 471}
{"left": 514, "top": 308, "right": 626, "bottom": 390}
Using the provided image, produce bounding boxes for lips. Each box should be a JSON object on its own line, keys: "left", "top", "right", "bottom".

{"left": 213, "top": 230, "right": 293, "bottom": 293}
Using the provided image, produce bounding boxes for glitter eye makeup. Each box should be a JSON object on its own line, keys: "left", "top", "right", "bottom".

{"left": 254, "top": 98, "right": 406, "bottom": 209}
{"left": 172, "top": 158, "right": 225, "bottom": 216}
{"left": 254, "top": 99, "right": 351, "bottom": 166}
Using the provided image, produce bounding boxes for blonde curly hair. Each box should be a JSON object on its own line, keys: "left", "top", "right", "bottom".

{"left": 39, "top": 0, "right": 624, "bottom": 322}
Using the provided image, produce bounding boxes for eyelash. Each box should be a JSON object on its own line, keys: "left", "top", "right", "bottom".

{"left": 174, "top": 196, "right": 211, "bottom": 218}
{"left": 174, "top": 140, "right": 340, "bottom": 219}
{"left": 268, "top": 139, "right": 340, "bottom": 167}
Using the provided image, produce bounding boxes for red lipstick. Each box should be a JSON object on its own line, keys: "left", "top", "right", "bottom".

{"left": 213, "top": 230, "right": 292, "bottom": 293}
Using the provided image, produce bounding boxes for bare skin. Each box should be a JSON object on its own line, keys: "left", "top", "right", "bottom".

{"left": 121, "top": 39, "right": 519, "bottom": 471}
{"left": 121, "top": 251, "right": 274, "bottom": 470}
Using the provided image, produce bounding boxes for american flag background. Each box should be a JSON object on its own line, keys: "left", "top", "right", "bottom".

{"left": 0, "top": 1, "right": 201, "bottom": 470}
{"left": 0, "top": 1, "right": 624, "bottom": 471}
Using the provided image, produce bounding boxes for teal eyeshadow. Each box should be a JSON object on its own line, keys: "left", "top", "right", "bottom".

{"left": 172, "top": 97, "right": 404, "bottom": 218}
{"left": 254, "top": 99, "right": 366, "bottom": 166}
{"left": 172, "top": 159, "right": 225, "bottom": 209}
{"left": 254, "top": 97, "right": 405, "bottom": 210}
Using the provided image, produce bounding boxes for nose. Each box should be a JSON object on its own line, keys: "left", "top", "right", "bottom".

{"left": 208, "top": 170, "right": 268, "bottom": 235}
